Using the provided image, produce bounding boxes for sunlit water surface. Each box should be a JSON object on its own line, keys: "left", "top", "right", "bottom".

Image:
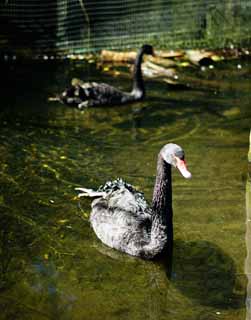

{"left": 0, "top": 59, "right": 251, "bottom": 320}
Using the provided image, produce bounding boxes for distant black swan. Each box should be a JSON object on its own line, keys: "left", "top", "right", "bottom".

{"left": 76, "top": 143, "right": 192, "bottom": 259}
{"left": 51, "top": 44, "right": 154, "bottom": 108}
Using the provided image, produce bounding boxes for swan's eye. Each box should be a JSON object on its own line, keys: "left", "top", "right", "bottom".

{"left": 174, "top": 155, "right": 184, "bottom": 165}
{"left": 174, "top": 153, "right": 184, "bottom": 161}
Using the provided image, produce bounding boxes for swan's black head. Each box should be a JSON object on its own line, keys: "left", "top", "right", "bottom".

{"left": 160, "top": 143, "right": 192, "bottom": 179}
{"left": 141, "top": 44, "right": 154, "bottom": 56}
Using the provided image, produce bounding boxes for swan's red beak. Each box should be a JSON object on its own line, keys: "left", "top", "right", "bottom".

{"left": 175, "top": 157, "right": 192, "bottom": 179}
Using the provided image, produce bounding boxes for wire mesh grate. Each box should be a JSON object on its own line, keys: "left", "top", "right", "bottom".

{"left": 1, "top": 0, "right": 251, "bottom": 56}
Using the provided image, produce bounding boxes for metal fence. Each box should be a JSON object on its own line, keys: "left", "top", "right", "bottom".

{"left": 1, "top": 0, "right": 251, "bottom": 56}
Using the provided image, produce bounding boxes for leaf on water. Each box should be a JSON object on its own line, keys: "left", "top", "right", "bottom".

{"left": 38, "top": 199, "right": 52, "bottom": 206}
{"left": 139, "top": 128, "right": 148, "bottom": 134}
{"left": 83, "top": 212, "right": 89, "bottom": 218}
{"left": 211, "top": 55, "right": 223, "bottom": 62}
{"left": 179, "top": 61, "right": 191, "bottom": 67}
{"left": 57, "top": 219, "right": 69, "bottom": 224}
{"left": 222, "top": 107, "right": 240, "bottom": 117}
{"left": 42, "top": 163, "right": 60, "bottom": 179}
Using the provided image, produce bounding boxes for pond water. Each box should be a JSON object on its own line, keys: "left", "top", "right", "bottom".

{"left": 0, "top": 58, "right": 251, "bottom": 320}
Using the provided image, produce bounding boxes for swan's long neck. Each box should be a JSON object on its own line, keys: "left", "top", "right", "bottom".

{"left": 141, "top": 153, "right": 173, "bottom": 258}
{"left": 131, "top": 48, "right": 145, "bottom": 99}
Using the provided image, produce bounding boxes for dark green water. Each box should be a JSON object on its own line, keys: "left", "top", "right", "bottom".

{"left": 0, "top": 59, "right": 251, "bottom": 320}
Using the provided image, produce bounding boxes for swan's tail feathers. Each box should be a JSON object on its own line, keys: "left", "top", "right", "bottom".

{"left": 75, "top": 187, "right": 106, "bottom": 198}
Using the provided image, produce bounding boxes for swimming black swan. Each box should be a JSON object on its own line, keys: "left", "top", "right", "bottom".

{"left": 76, "top": 143, "right": 192, "bottom": 259}
{"left": 52, "top": 44, "right": 154, "bottom": 108}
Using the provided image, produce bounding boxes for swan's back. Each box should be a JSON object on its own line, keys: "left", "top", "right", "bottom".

{"left": 90, "top": 179, "right": 152, "bottom": 255}
{"left": 80, "top": 82, "right": 124, "bottom": 98}
{"left": 62, "top": 81, "right": 134, "bottom": 107}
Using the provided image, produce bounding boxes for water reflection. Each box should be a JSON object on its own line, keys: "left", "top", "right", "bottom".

{"left": 92, "top": 237, "right": 245, "bottom": 308}
{"left": 246, "top": 173, "right": 251, "bottom": 320}
{"left": 0, "top": 221, "right": 245, "bottom": 319}
{"left": 173, "top": 240, "right": 244, "bottom": 308}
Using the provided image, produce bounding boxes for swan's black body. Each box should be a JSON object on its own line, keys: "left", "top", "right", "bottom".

{"left": 76, "top": 144, "right": 191, "bottom": 259}
{"left": 58, "top": 44, "right": 154, "bottom": 108}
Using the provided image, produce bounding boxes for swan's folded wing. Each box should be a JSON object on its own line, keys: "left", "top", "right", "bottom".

{"left": 90, "top": 185, "right": 151, "bottom": 220}
{"left": 107, "top": 187, "right": 152, "bottom": 220}
{"left": 89, "top": 182, "right": 152, "bottom": 253}
{"left": 94, "top": 178, "right": 152, "bottom": 217}
{"left": 80, "top": 82, "right": 124, "bottom": 99}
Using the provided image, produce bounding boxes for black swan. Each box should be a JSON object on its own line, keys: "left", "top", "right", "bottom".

{"left": 52, "top": 44, "right": 154, "bottom": 109}
{"left": 76, "top": 143, "right": 191, "bottom": 259}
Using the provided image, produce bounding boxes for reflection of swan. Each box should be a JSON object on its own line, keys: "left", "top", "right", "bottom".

{"left": 173, "top": 240, "right": 244, "bottom": 308}
{"left": 246, "top": 172, "right": 251, "bottom": 318}
{"left": 54, "top": 45, "right": 154, "bottom": 109}
{"left": 76, "top": 143, "right": 191, "bottom": 259}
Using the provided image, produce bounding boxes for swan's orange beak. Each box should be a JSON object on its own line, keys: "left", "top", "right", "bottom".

{"left": 175, "top": 157, "right": 192, "bottom": 179}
